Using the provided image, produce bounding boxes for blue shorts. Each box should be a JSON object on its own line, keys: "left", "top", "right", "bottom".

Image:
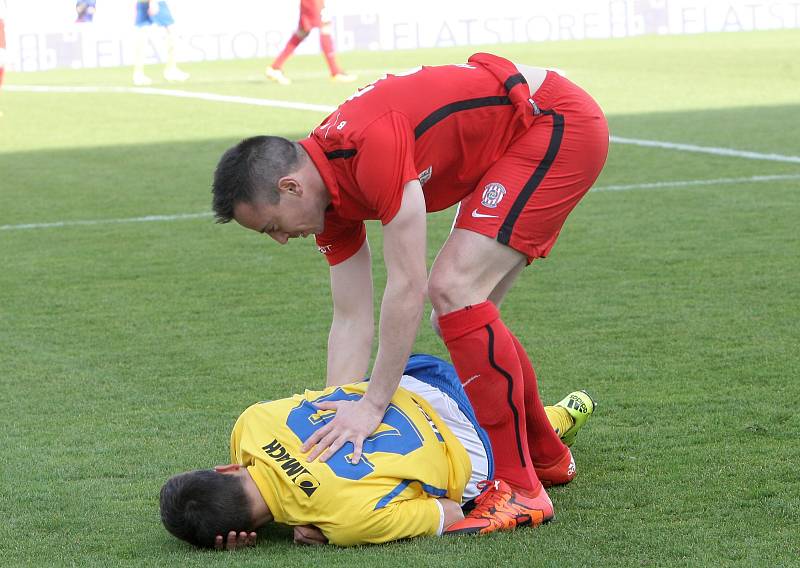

{"left": 403, "top": 353, "right": 494, "bottom": 481}
{"left": 135, "top": 1, "right": 175, "bottom": 27}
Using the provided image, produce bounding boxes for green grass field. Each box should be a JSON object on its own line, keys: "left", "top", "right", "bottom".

{"left": 2, "top": 30, "right": 799, "bottom": 566}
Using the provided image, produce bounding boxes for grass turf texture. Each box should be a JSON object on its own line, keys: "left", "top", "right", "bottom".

{"left": 2, "top": 30, "right": 799, "bottom": 566}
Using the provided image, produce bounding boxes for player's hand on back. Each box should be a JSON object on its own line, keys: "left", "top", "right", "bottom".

{"left": 214, "top": 530, "right": 257, "bottom": 551}
{"left": 301, "top": 397, "right": 384, "bottom": 464}
{"left": 293, "top": 525, "right": 328, "bottom": 546}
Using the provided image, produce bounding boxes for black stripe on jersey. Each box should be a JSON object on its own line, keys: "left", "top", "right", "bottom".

{"left": 325, "top": 148, "right": 357, "bottom": 160}
{"left": 414, "top": 96, "right": 512, "bottom": 139}
{"left": 504, "top": 73, "right": 528, "bottom": 93}
{"left": 497, "top": 110, "right": 565, "bottom": 245}
{"left": 485, "top": 324, "right": 527, "bottom": 468}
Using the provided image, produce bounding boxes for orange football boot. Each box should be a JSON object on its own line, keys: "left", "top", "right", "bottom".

{"left": 444, "top": 480, "right": 554, "bottom": 535}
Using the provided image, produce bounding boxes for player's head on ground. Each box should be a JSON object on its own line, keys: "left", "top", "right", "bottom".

{"left": 212, "top": 136, "right": 329, "bottom": 244}
{"left": 159, "top": 465, "right": 255, "bottom": 548}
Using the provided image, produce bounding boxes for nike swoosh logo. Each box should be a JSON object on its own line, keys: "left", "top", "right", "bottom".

{"left": 471, "top": 209, "right": 499, "bottom": 219}
{"left": 462, "top": 374, "right": 481, "bottom": 387}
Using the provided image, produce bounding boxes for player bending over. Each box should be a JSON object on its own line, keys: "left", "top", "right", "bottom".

{"left": 212, "top": 52, "right": 608, "bottom": 534}
{"left": 160, "top": 355, "right": 595, "bottom": 548}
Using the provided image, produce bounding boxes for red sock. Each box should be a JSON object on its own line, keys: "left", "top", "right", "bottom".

{"left": 319, "top": 33, "right": 342, "bottom": 76}
{"left": 510, "top": 334, "right": 568, "bottom": 467}
{"left": 438, "top": 301, "right": 541, "bottom": 493}
{"left": 272, "top": 33, "right": 303, "bottom": 70}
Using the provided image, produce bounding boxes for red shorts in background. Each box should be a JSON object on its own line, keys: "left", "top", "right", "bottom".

{"left": 299, "top": 0, "right": 325, "bottom": 31}
{"left": 453, "top": 71, "right": 609, "bottom": 263}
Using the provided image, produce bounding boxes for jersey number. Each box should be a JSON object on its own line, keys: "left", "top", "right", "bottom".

{"left": 286, "top": 388, "right": 424, "bottom": 480}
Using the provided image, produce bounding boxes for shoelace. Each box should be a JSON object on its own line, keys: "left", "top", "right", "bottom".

{"left": 469, "top": 480, "right": 512, "bottom": 519}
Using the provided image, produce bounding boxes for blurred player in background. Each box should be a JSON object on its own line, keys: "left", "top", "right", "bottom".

{"left": 212, "top": 52, "right": 608, "bottom": 535}
{"left": 0, "top": 0, "right": 6, "bottom": 93}
{"left": 75, "top": 0, "right": 96, "bottom": 23}
{"left": 133, "top": 0, "right": 189, "bottom": 86}
{"left": 159, "top": 354, "right": 595, "bottom": 548}
{"left": 264, "top": 0, "right": 356, "bottom": 85}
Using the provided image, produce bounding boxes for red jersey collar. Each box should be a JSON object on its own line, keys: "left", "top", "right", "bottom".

{"left": 298, "top": 138, "right": 342, "bottom": 211}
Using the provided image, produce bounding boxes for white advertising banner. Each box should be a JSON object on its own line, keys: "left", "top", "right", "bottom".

{"left": 4, "top": 0, "right": 799, "bottom": 72}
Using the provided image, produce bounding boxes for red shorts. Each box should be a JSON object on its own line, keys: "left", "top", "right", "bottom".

{"left": 453, "top": 71, "right": 609, "bottom": 263}
{"left": 299, "top": 0, "right": 325, "bottom": 31}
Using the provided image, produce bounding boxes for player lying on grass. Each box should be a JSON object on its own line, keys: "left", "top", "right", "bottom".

{"left": 160, "top": 354, "right": 595, "bottom": 548}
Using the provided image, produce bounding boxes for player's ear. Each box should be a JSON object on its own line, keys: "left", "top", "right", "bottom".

{"left": 277, "top": 176, "right": 302, "bottom": 197}
{"left": 214, "top": 464, "right": 242, "bottom": 474}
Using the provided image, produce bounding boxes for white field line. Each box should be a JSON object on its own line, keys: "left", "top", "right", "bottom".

{"left": 2, "top": 174, "right": 798, "bottom": 232}
{"left": 8, "top": 84, "right": 800, "bottom": 164}
{"left": 0, "top": 212, "right": 211, "bottom": 231}
{"left": 611, "top": 136, "right": 800, "bottom": 164}
{"left": 5, "top": 85, "right": 336, "bottom": 113}
{"left": 592, "top": 173, "right": 800, "bottom": 192}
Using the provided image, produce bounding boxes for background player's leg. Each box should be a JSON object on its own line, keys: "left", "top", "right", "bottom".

{"left": 266, "top": 28, "right": 307, "bottom": 84}
{"left": 273, "top": 30, "right": 305, "bottom": 69}
{"left": 133, "top": 27, "right": 152, "bottom": 86}
{"left": 318, "top": 22, "right": 355, "bottom": 81}
{"left": 318, "top": 22, "right": 342, "bottom": 76}
{"left": 163, "top": 26, "right": 189, "bottom": 82}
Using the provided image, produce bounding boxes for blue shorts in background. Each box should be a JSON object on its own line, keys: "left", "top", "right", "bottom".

{"left": 135, "top": 1, "right": 175, "bottom": 27}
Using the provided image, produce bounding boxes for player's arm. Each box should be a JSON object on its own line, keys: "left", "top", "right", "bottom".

{"left": 439, "top": 497, "right": 465, "bottom": 530}
{"left": 293, "top": 525, "right": 328, "bottom": 546}
{"left": 327, "top": 240, "right": 374, "bottom": 386}
{"left": 302, "top": 180, "right": 427, "bottom": 463}
{"left": 360, "top": 178, "right": 428, "bottom": 419}
{"left": 324, "top": 496, "right": 460, "bottom": 546}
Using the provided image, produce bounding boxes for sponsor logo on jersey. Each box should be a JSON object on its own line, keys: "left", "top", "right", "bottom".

{"left": 418, "top": 166, "right": 433, "bottom": 186}
{"left": 481, "top": 182, "right": 506, "bottom": 208}
{"left": 318, "top": 244, "right": 333, "bottom": 254}
{"left": 262, "top": 439, "right": 321, "bottom": 497}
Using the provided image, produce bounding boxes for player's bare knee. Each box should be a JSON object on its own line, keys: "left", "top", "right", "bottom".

{"left": 427, "top": 272, "right": 464, "bottom": 315}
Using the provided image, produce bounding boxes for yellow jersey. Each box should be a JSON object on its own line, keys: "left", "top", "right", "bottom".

{"left": 230, "top": 382, "right": 471, "bottom": 546}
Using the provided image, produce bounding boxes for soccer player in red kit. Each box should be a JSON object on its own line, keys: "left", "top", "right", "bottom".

{"left": 265, "top": 0, "right": 356, "bottom": 85}
{"left": 212, "top": 53, "right": 608, "bottom": 534}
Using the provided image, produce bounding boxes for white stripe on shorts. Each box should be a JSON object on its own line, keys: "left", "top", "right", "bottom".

{"left": 399, "top": 375, "right": 489, "bottom": 502}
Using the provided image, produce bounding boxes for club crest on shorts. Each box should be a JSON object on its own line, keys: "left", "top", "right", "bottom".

{"left": 481, "top": 183, "right": 506, "bottom": 208}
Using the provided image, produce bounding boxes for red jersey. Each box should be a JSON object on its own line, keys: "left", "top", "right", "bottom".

{"left": 300, "top": 53, "right": 537, "bottom": 265}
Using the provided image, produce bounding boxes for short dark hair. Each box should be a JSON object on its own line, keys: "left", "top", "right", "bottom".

{"left": 211, "top": 135, "right": 302, "bottom": 224}
{"left": 159, "top": 469, "right": 253, "bottom": 548}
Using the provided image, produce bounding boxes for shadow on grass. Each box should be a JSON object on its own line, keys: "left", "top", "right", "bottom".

{"left": 2, "top": 103, "right": 800, "bottom": 227}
